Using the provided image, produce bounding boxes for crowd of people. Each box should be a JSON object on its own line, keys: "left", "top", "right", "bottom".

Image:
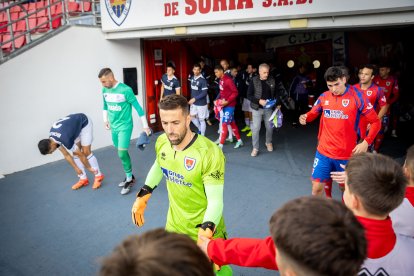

{"left": 37, "top": 61, "right": 412, "bottom": 275}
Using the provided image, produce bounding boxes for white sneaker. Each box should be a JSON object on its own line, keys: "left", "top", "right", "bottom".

{"left": 391, "top": 130, "right": 398, "bottom": 138}
{"left": 234, "top": 140, "right": 244, "bottom": 149}
{"left": 118, "top": 175, "right": 135, "bottom": 187}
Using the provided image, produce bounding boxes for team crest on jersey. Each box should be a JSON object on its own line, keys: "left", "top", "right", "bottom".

{"left": 386, "top": 81, "right": 391, "bottom": 87}
{"left": 184, "top": 157, "right": 196, "bottom": 171}
{"left": 342, "top": 99, "right": 350, "bottom": 107}
{"left": 324, "top": 100, "right": 329, "bottom": 105}
{"left": 366, "top": 90, "right": 372, "bottom": 96}
{"left": 105, "top": 0, "right": 131, "bottom": 26}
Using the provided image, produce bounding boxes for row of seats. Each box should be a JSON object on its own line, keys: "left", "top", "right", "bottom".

{"left": 1, "top": 1, "right": 92, "bottom": 52}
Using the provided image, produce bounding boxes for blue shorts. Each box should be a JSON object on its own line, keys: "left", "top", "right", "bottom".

{"left": 311, "top": 151, "right": 348, "bottom": 183}
{"left": 222, "top": 107, "right": 235, "bottom": 123}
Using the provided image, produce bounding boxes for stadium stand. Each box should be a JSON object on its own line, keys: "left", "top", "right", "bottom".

{"left": 0, "top": 0, "right": 98, "bottom": 62}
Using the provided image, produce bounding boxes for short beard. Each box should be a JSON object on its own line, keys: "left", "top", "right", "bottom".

{"left": 168, "top": 128, "right": 187, "bottom": 146}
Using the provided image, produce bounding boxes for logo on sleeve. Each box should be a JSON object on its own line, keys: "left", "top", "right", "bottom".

{"left": 184, "top": 157, "right": 196, "bottom": 171}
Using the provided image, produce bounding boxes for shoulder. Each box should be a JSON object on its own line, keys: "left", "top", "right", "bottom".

{"left": 155, "top": 134, "right": 169, "bottom": 151}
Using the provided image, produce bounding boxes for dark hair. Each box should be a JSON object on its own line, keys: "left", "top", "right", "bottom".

{"left": 405, "top": 145, "right": 414, "bottom": 183}
{"left": 360, "top": 64, "right": 377, "bottom": 76}
{"left": 270, "top": 196, "right": 366, "bottom": 276}
{"left": 193, "top": 63, "right": 201, "bottom": 70}
{"left": 99, "top": 228, "right": 214, "bottom": 276}
{"left": 214, "top": 65, "right": 223, "bottom": 71}
{"left": 166, "top": 62, "right": 176, "bottom": 70}
{"left": 159, "top": 94, "right": 189, "bottom": 115}
{"left": 346, "top": 153, "right": 407, "bottom": 216}
{"left": 325, "top": 66, "right": 346, "bottom": 82}
{"left": 38, "top": 139, "right": 51, "bottom": 155}
{"left": 98, "top": 68, "right": 113, "bottom": 78}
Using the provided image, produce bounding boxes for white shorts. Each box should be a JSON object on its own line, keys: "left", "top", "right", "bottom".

{"left": 73, "top": 116, "right": 93, "bottom": 150}
{"left": 242, "top": 98, "right": 252, "bottom": 112}
{"left": 190, "top": 104, "right": 209, "bottom": 120}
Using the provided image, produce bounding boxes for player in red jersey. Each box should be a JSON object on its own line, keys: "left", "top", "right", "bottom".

{"left": 354, "top": 64, "right": 387, "bottom": 151}
{"left": 373, "top": 63, "right": 399, "bottom": 139}
{"left": 299, "top": 66, "right": 380, "bottom": 196}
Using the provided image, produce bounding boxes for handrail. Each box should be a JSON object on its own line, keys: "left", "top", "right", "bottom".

{"left": 0, "top": 0, "right": 100, "bottom": 62}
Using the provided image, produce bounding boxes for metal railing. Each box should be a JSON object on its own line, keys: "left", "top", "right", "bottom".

{"left": 0, "top": 0, "right": 100, "bottom": 62}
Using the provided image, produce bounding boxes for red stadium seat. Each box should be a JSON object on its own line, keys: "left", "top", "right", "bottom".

{"left": 1, "top": 33, "right": 12, "bottom": 51}
{"left": 67, "top": 1, "right": 79, "bottom": 13}
{"left": 79, "top": 1, "right": 91, "bottom": 12}
{"left": 35, "top": 16, "right": 49, "bottom": 33}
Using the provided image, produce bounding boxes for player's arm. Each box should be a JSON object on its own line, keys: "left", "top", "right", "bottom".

{"left": 353, "top": 107, "right": 381, "bottom": 154}
{"left": 72, "top": 145, "right": 95, "bottom": 174}
{"left": 299, "top": 95, "right": 322, "bottom": 125}
{"left": 126, "top": 88, "right": 150, "bottom": 134}
{"left": 131, "top": 161, "right": 163, "bottom": 227}
{"left": 388, "top": 79, "right": 399, "bottom": 105}
{"left": 59, "top": 146, "right": 82, "bottom": 176}
{"left": 160, "top": 81, "right": 165, "bottom": 100}
{"left": 102, "top": 96, "right": 110, "bottom": 129}
{"left": 175, "top": 87, "right": 181, "bottom": 95}
{"left": 376, "top": 89, "right": 388, "bottom": 120}
{"left": 198, "top": 236, "right": 278, "bottom": 270}
{"left": 225, "top": 78, "right": 238, "bottom": 104}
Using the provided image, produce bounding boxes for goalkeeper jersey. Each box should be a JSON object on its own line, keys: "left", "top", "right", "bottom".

{"left": 155, "top": 133, "right": 227, "bottom": 240}
{"left": 102, "top": 82, "right": 142, "bottom": 131}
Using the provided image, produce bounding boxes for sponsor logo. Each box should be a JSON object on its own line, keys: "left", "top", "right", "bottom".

{"left": 161, "top": 167, "right": 192, "bottom": 187}
{"left": 342, "top": 99, "right": 350, "bottom": 107}
{"left": 184, "top": 157, "right": 196, "bottom": 171}
{"left": 358, "top": 267, "right": 390, "bottom": 276}
{"left": 50, "top": 131, "right": 62, "bottom": 138}
{"left": 209, "top": 170, "right": 224, "bottom": 180}
{"left": 323, "top": 109, "right": 349, "bottom": 119}
{"left": 105, "top": 0, "right": 131, "bottom": 26}
{"left": 108, "top": 105, "right": 122, "bottom": 111}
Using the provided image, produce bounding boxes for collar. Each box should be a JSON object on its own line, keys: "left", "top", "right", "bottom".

{"left": 356, "top": 216, "right": 396, "bottom": 259}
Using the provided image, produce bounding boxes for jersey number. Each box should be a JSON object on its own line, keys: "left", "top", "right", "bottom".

{"left": 52, "top": 117, "right": 70, "bottom": 129}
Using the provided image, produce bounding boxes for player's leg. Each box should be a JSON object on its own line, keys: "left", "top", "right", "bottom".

{"left": 311, "top": 151, "right": 332, "bottom": 196}
{"left": 263, "top": 108, "right": 274, "bottom": 152}
{"left": 333, "top": 159, "right": 348, "bottom": 194}
{"left": 117, "top": 128, "right": 135, "bottom": 195}
{"left": 197, "top": 105, "right": 208, "bottom": 136}
{"left": 373, "top": 115, "right": 388, "bottom": 152}
{"left": 251, "top": 109, "right": 262, "bottom": 156}
{"left": 72, "top": 149, "right": 89, "bottom": 190}
{"left": 190, "top": 104, "right": 201, "bottom": 132}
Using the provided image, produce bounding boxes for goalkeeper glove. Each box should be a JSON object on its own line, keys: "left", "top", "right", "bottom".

{"left": 131, "top": 185, "right": 153, "bottom": 227}
{"left": 196, "top": 221, "right": 215, "bottom": 246}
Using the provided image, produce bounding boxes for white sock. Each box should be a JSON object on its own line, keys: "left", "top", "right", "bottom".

{"left": 200, "top": 120, "right": 206, "bottom": 135}
{"left": 126, "top": 175, "right": 132, "bottom": 182}
{"left": 87, "top": 154, "right": 102, "bottom": 176}
{"left": 245, "top": 118, "right": 250, "bottom": 127}
{"left": 73, "top": 157, "right": 87, "bottom": 179}
{"left": 191, "top": 117, "right": 200, "bottom": 130}
{"left": 227, "top": 125, "right": 233, "bottom": 139}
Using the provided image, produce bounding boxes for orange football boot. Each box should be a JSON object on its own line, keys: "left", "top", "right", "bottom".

{"left": 72, "top": 178, "right": 89, "bottom": 190}
{"left": 92, "top": 174, "right": 105, "bottom": 189}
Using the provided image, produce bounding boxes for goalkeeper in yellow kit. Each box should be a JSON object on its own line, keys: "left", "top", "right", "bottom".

{"left": 131, "top": 94, "right": 232, "bottom": 275}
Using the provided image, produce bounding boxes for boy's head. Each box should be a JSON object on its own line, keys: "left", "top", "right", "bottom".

{"left": 404, "top": 145, "right": 414, "bottom": 186}
{"left": 270, "top": 196, "right": 366, "bottom": 276}
{"left": 99, "top": 228, "right": 213, "bottom": 276}
{"left": 344, "top": 153, "right": 407, "bottom": 217}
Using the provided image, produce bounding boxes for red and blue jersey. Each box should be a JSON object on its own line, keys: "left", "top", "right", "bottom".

{"left": 218, "top": 74, "right": 238, "bottom": 107}
{"left": 306, "top": 85, "right": 379, "bottom": 159}
{"left": 373, "top": 75, "right": 399, "bottom": 105}
{"left": 354, "top": 83, "right": 387, "bottom": 140}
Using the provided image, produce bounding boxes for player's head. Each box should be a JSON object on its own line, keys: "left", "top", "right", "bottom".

{"left": 159, "top": 95, "right": 191, "bottom": 146}
{"left": 98, "top": 68, "right": 116, "bottom": 88}
{"left": 270, "top": 196, "right": 366, "bottom": 276}
{"left": 258, "top": 63, "right": 270, "bottom": 80}
{"left": 220, "top": 59, "right": 229, "bottom": 70}
{"left": 358, "top": 64, "right": 376, "bottom": 85}
{"left": 404, "top": 145, "right": 414, "bottom": 186}
{"left": 166, "top": 62, "right": 176, "bottom": 76}
{"left": 198, "top": 59, "right": 205, "bottom": 68}
{"left": 214, "top": 65, "right": 224, "bottom": 79}
{"left": 99, "top": 228, "right": 214, "bottom": 276}
{"left": 377, "top": 62, "right": 391, "bottom": 79}
{"left": 246, "top": 63, "right": 255, "bottom": 74}
{"left": 344, "top": 153, "right": 407, "bottom": 217}
{"left": 230, "top": 67, "right": 238, "bottom": 78}
{"left": 324, "top": 66, "right": 347, "bottom": 95}
{"left": 38, "top": 139, "right": 57, "bottom": 155}
{"left": 193, "top": 63, "right": 201, "bottom": 76}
